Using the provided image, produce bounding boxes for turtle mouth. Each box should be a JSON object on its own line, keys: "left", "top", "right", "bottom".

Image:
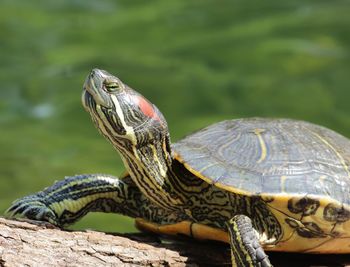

{"left": 82, "top": 89, "right": 96, "bottom": 112}
{"left": 82, "top": 69, "right": 115, "bottom": 110}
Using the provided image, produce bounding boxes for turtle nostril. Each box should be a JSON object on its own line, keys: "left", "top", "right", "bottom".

{"left": 90, "top": 68, "right": 105, "bottom": 79}
{"left": 90, "top": 68, "right": 100, "bottom": 78}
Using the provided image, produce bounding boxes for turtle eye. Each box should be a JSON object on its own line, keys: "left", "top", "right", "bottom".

{"left": 104, "top": 80, "right": 120, "bottom": 92}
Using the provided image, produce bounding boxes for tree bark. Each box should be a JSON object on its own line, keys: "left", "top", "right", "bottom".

{"left": 0, "top": 217, "right": 349, "bottom": 267}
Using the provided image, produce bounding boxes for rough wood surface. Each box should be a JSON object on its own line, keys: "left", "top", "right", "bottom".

{"left": 0, "top": 217, "right": 349, "bottom": 267}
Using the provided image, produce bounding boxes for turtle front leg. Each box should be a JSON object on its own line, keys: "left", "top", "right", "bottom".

{"left": 226, "top": 215, "right": 272, "bottom": 267}
{"left": 5, "top": 174, "right": 144, "bottom": 227}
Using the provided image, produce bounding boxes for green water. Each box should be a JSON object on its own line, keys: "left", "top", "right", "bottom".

{"left": 0, "top": 0, "right": 349, "bottom": 232}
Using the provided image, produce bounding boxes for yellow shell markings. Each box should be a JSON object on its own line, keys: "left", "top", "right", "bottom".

{"left": 261, "top": 192, "right": 350, "bottom": 253}
{"left": 135, "top": 218, "right": 230, "bottom": 243}
{"left": 253, "top": 128, "right": 267, "bottom": 163}
{"left": 197, "top": 162, "right": 221, "bottom": 175}
{"left": 306, "top": 127, "right": 350, "bottom": 178}
{"left": 174, "top": 152, "right": 350, "bottom": 253}
{"left": 217, "top": 132, "right": 242, "bottom": 159}
{"left": 280, "top": 175, "right": 287, "bottom": 193}
{"left": 136, "top": 194, "right": 350, "bottom": 253}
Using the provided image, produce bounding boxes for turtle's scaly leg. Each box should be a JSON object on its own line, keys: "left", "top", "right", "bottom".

{"left": 226, "top": 215, "right": 272, "bottom": 267}
{"left": 6, "top": 174, "right": 147, "bottom": 227}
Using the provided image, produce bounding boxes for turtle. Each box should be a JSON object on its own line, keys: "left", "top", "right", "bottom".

{"left": 7, "top": 69, "right": 350, "bottom": 267}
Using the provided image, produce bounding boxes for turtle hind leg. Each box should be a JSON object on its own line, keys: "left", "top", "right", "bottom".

{"left": 226, "top": 215, "right": 273, "bottom": 267}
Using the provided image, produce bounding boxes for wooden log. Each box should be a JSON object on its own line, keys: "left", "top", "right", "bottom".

{"left": 0, "top": 217, "right": 349, "bottom": 266}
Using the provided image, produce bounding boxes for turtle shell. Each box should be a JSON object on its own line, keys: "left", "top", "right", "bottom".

{"left": 173, "top": 118, "right": 350, "bottom": 204}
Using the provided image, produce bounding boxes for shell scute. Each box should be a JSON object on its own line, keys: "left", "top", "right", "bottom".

{"left": 173, "top": 118, "right": 350, "bottom": 204}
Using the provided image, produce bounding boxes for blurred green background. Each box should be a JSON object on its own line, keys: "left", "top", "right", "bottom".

{"left": 0, "top": 0, "right": 349, "bottom": 233}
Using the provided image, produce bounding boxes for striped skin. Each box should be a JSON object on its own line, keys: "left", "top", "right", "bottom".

{"left": 174, "top": 119, "right": 350, "bottom": 253}
{"left": 81, "top": 70, "right": 279, "bottom": 232}
{"left": 80, "top": 70, "right": 350, "bottom": 258}
{"left": 6, "top": 174, "right": 185, "bottom": 227}
{"left": 80, "top": 69, "right": 278, "bottom": 266}
{"left": 7, "top": 69, "right": 350, "bottom": 267}
{"left": 83, "top": 70, "right": 179, "bottom": 210}
{"left": 227, "top": 215, "right": 272, "bottom": 267}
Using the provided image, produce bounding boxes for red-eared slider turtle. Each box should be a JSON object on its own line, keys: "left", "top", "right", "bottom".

{"left": 7, "top": 69, "right": 350, "bottom": 267}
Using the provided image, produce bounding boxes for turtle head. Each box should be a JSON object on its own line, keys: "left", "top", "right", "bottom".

{"left": 82, "top": 69, "right": 173, "bottom": 191}
{"left": 83, "top": 69, "right": 169, "bottom": 147}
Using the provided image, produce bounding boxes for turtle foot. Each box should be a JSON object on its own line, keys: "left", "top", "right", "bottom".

{"left": 5, "top": 193, "right": 59, "bottom": 226}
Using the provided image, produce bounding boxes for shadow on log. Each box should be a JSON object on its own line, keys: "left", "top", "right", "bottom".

{"left": 0, "top": 217, "right": 349, "bottom": 266}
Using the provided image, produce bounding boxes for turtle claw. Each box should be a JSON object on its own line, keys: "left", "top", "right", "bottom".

{"left": 5, "top": 194, "right": 59, "bottom": 226}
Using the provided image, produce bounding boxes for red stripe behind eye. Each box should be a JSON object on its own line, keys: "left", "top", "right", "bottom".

{"left": 139, "top": 97, "right": 155, "bottom": 118}
{"left": 136, "top": 96, "right": 161, "bottom": 122}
